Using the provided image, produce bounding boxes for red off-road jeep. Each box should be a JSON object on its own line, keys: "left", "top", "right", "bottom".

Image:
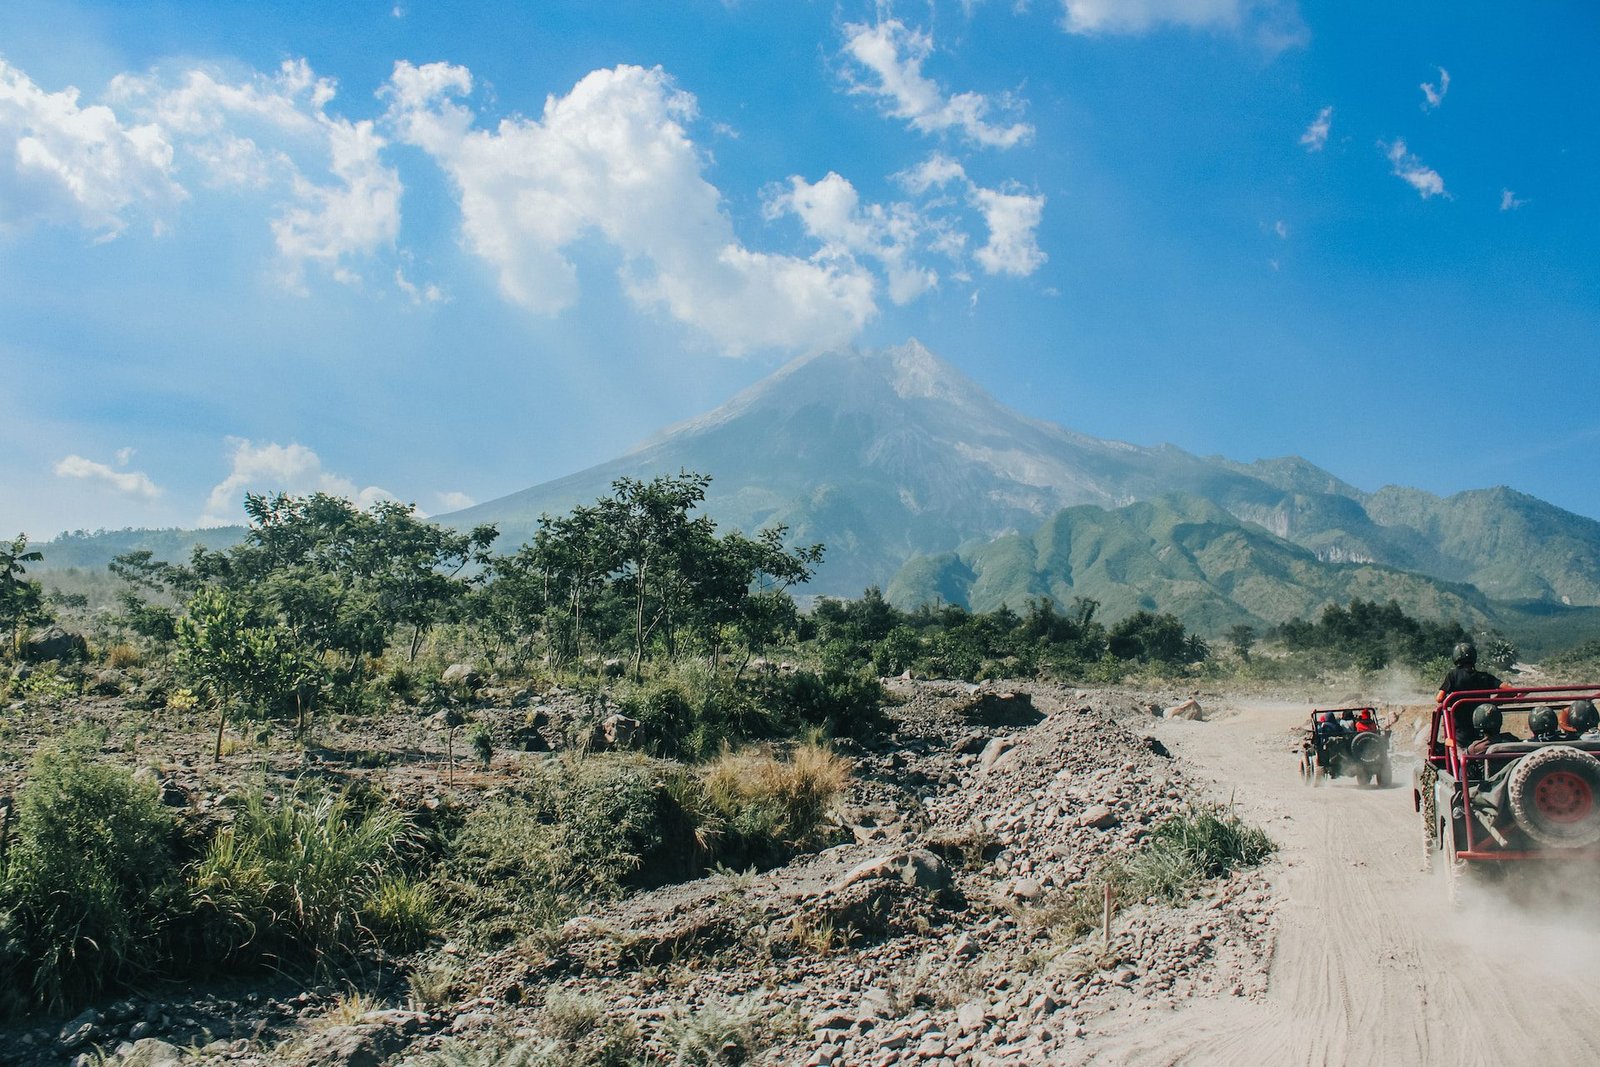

{"left": 1415, "top": 685, "right": 1600, "bottom": 896}
{"left": 1299, "top": 706, "right": 1393, "bottom": 787}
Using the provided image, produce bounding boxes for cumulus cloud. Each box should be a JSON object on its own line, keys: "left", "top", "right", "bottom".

{"left": 1421, "top": 67, "right": 1450, "bottom": 111}
{"left": 1300, "top": 105, "right": 1332, "bottom": 151}
{"left": 896, "top": 152, "right": 970, "bottom": 196}
{"left": 1500, "top": 188, "right": 1526, "bottom": 212}
{"left": 110, "top": 59, "right": 402, "bottom": 290}
{"left": 1273, "top": 219, "right": 1289, "bottom": 239}
{"left": 200, "top": 437, "right": 394, "bottom": 526}
{"left": 1383, "top": 139, "right": 1448, "bottom": 199}
{"left": 435, "top": 490, "right": 474, "bottom": 512}
{"left": 383, "top": 61, "right": 875, "bottom": 355}
{"left": 840, "top": 20, "right": 1032, "bottom": 149}
{"left": 765, "top": 172, "right": 940, "bottom": 304}
{"left": 0, "top": 59, "right": 184, "bottom": 238}
{"left": 970, "top": 184, "right": 1046, "bottom": 275}
{"left": 54, "top": 454, "right": 162, "bottom": 500}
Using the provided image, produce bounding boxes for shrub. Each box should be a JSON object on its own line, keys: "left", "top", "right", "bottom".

{"left": 660, "top": 996, "right": 775, "bottom": 1067}
{"left": 0, "top": 734, "right": 182, "bottom": 1014}
{"left": 187, "top": 784, "right": 420, "bottom": 966}
{"left": 700, "top": 742, "right": 851, "bottom": 869}
{"left": 756, "top": 668, "right": 887, "bottom": 741}
{"left": 105, "top": 642, "right": 143, "bottom": 669}
{"left": 435, "top": 755, "right": 696, "bottom": 942}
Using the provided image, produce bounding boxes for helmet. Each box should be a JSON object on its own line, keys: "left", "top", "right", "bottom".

{"left": 1358, "top": 708, "right": 1374, "bottom": 720}
{"left": 1571, "top": 700, "right": 1599, "bottom": 733}
{"left": 1529, "top": 706, "right": 1559, "bottom": 737}
{"left": 1453, "top": 641, "right": 1478, "bottom": 667}
{"left": 1471, "top": 703, "right": 1502, "bottom": 735}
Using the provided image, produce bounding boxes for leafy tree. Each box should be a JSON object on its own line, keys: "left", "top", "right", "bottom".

{"left": 1, "top": 534, "right": 48, "bottom": 655}
{"left": 1226, "top": 624, "right": 1257, "bottom": 662}
{"left": 1108, "top": 610, "right": 1206, "bottom": 665}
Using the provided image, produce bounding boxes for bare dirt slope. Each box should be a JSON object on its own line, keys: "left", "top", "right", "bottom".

{"left": 1087, "top": 698, "right": 1600, "bottom": 1066}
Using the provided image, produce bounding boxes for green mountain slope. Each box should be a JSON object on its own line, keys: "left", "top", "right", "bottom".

{"left": 886, "top": 494, "right": 1496, "bottom": 634}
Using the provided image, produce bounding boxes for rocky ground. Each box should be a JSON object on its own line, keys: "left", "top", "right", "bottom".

{"left": 0, "top": 679, "right": 1279, "bottom": 1066}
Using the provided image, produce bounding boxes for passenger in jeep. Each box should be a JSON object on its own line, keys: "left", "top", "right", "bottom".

{"left": 1571, "top": 699, "right": 1600, "bottom": 739}
{"left": 1529, "top": 706, "right": 1568, "bottom": 743}
{"left": 1464, "top": 703, "right": 1521, "bottom": 757}
{"left": 1353, "top": 709, "right": 1378, "bottom": 733}
{"left": 1315, "top": 712, "right": 1343, "bottom": 740}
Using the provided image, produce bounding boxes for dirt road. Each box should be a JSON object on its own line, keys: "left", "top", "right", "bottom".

{"left": 1083, "top": 698, "right": 1600, "bottom": 1066}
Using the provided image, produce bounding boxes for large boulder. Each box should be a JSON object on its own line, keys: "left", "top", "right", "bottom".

{"left": 23, "top": 625, "right": 87, "bottom": 663}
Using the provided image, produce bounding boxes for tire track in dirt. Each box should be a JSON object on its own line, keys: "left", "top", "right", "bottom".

{"left": 1079, "top": 699, "right": 1600, "bottom": 1065}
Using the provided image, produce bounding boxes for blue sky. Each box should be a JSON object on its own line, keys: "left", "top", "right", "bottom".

{"left": 2, "top": 0, "right": 1597, "bottom": 540}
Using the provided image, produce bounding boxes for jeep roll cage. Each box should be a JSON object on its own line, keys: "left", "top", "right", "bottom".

{"left": 1423, "top": 684, "right": 1600, "bottom": 863}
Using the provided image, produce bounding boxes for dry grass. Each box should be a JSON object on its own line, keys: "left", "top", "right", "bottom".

{"left": 701, "top": 741, "right": 851, "bottom": 848}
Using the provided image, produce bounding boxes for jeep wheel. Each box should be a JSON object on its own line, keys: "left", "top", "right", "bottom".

{"left": 1355, "top": 767, "right": 1371, "bottom": 787}
{"left": 1507, "top": 745, "right": 1600, "bottom": 847}
{"left": 1311, "top": 753, "right": 1326, "bottom": 787}
{"left": 1376, "top": 762, "right": 1393, "bottom": 789}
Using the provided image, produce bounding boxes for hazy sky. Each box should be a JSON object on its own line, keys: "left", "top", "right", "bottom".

{"left": 3, "top": 0, "right": 1597, "bottom": 539}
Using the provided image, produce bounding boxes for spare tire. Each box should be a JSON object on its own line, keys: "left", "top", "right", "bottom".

{"left": 1350, "top": 732, "right": 1387, "bottom": 765}
{"left": 1507, "top": 745, "right": 1600, "bottom": 847}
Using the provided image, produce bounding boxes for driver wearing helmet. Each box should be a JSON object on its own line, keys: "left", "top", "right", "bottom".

{"left": 1464, "top": 703, "right": 1521, "bottom": 757}
{"left": 1437, "top": 641, "right": 1506, "bottom": 746}
{"left": 1353, "top": 708, "right": 1379, "bottom": 733}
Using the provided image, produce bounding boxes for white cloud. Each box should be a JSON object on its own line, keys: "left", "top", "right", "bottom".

{"left": 1274, "top": 219, "right": 1289, "bottom": 239}
{"left": 840, "top": 20, "right": 1032, "bottom": 149}
{"left": 970, "top": 184, "right": 1046, "bottom": 275}
{"left": 54, "top": 454, "right": 163, "bottom": 501}
{"left": 1061, "top": 0, "right": 1249, "bottom": 34}
{"left": 1500, "top": 188, "right": 1526, "bottom": 212}
{"left": 1383, "top": 139, "right": 1448, "bottom": 199}
{"left": 766, "top": 172, "right": 940, "bottom": 304}
{"left": 896, "top": 152, "right": 969, "bottom": 195}
{"left": 435, "top": 490, "right": 474, "bottom": 512}
{"left": 383, "top": 61, "right": 876, "bottom": 355}
{"left": 111, "top": 59, "right": 402, "bottom": 291}
{"left": 0, "top": 59, "right": 184, "bottom": 238}
{"left": 1421, "top": 67, "right": 1450, "bottom": 111}
{"left": 200, "top": 437, "right": 394, "bottom": 526}
{"left": 395, "top": 268, "right": 446, "bottom": 304}
{"left": 1299, "top": 105, "right": 1332, "bottom": 152}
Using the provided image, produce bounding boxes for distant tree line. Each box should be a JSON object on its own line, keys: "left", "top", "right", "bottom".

{"left": 804, "top": 586, "right": 1210, "bottom": 684}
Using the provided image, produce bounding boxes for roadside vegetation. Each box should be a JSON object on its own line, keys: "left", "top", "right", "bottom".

{"left": 0, "top": 470, "right": 1554, "bottom": 1018}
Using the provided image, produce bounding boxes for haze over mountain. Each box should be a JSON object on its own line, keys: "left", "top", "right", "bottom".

{"left": 36, "top": 340, "right": 1600, "bottom": 638}
{"left": 441, "top": 340, "right": 1600, "bottom": 617}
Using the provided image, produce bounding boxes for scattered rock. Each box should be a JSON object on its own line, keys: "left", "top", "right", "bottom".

{"left": 1164, "top": 698, "right": 1205, "bottom": 721}
{"left": 24, "top": 625, "right": 88, "bottom": 663}
{"left": 1078, "top": 804, "right": 1118, "bottom": 829}
{"left": 296, "top": 1023, "right": 406, "bottom": 1067}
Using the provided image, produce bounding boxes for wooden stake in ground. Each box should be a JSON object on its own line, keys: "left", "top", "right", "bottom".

{"left": 1103, "top": 880, "right": 1114, "bottom": 942}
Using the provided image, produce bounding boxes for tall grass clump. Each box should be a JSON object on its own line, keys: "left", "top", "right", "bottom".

{"left": 1029, "top": 804, "right": 1274, "bottom": 944}
{"left": 188, "top": 784, "right": 426, "bottom": 967}
{"left": 699, "top": 741, "right": 851, "bottom": 868}
{"left": 0, "top": 733, "right": 182, "bottom": 1015}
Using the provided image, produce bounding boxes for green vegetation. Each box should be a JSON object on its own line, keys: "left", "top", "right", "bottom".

{"left": 188, "top": 784, "right": 425, "bottom": 967}
{"left": 1274, "top": 598, "right": 1475, "bottom": 673}
{"left": 0, "top": 733, "right": 181, "bottom": 1014}
{"left": 1030, "top": 805, "right": 1275, "bottom": 944}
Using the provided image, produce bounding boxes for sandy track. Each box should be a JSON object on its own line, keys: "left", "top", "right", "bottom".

{"left": 1082, "top": 698, "right": 1600, "bottom": 1066}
